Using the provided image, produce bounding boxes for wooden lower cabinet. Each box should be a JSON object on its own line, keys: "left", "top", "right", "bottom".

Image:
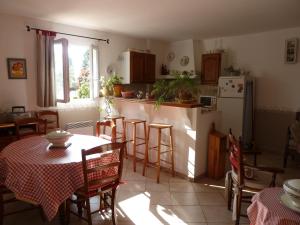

{"left": 207, "top": 131, "right": 227, "bottom": 179}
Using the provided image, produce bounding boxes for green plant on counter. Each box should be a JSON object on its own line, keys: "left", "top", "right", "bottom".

{"left": 168, "top": 73, "right": 198, "bottom": 103}
{"left": 151, "top": 79, "right": 171, "bottom": 109}
{"left": 107, "top": 74, "right": 123, "bottom": 89}
{"left": 99, "top": 74, "right": 124, "bottom": 97}
{"left": 151, "top": 72, "right": 198, "bottom": 109}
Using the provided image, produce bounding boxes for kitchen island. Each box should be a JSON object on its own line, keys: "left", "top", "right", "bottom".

{"left": 107, "top": 97, "right": 221, "bottom": 180}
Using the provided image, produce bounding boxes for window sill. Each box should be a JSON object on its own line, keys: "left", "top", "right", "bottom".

{"left": 56, "top": 98, "right": 100, "bottom": 110}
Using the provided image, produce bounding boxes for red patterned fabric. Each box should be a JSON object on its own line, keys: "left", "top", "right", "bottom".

{"left": 247, "top": 187, "right": 300, "bottom": 225}
{"left": 0, "top": 135, "right": 111, "bottom": 221}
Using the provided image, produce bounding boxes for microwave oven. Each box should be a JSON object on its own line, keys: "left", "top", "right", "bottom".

{"left": 199, "top": 95, "right": 217, "bottom": 108}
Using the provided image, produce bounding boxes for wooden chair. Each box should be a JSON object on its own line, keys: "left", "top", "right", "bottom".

{"left": 37, "top": 110, "right": 59, "bottom": 133}
{"left": 283, "top": 111, "right": 300, "bottom": 168}
{"left": 65, "top": 142, "right": 125, "bottom": 225}
{"left": 15, "top": 118, "right": 47, "bottom": 139}
{"left": 96, "top": 120, "right": 117, "bottom": 143}
{"left": 226, "top": 131, "right": 284, "bottom": 225}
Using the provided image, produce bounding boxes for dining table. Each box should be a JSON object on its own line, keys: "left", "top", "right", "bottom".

{"left": 0, "top": 134, "right": 111, "bottom": 222}
{"left": 247, "top": 187, "right": 300, "bottom": 225}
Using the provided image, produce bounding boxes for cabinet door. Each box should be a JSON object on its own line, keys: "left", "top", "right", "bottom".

{"left": 201, "top": 53, "right": 221, "bottom": 85}
{"left": 130, "top": 52, "right": 144, "bottom": 83}
{"left": 144, "top": 54, "right": 156, "bottom": 83}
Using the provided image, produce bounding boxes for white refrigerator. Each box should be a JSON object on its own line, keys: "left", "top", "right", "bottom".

{"left": 217, "top": 76, "right": 254, "bottom": 148}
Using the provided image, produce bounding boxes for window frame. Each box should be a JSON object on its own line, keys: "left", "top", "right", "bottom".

{"left": 54, "top": 39, "right": 100, "bottom": 103}
{"left": 54, "top": 38, "right": 70, "bottom": 103}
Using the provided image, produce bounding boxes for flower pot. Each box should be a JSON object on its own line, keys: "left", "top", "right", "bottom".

{"left": 113, "top": 84, "right": 123, "bottom": 97}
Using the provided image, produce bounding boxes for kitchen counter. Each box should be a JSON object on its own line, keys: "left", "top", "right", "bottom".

{"left": 112, "top": 97, "right": 204, "bottom": 108}
{"left": 104, "top": 97, "right": 221, "bottom": 180}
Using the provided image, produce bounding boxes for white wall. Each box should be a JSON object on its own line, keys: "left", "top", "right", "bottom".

{"left": 201, "top": 27, "right": 300, "bottom": 111}
{"left": 0, "top": 13, "right": 168, "bottom": 125}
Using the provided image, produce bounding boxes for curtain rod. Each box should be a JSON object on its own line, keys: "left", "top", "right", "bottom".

{"left": 26, "top": 25, "right": 109, "bottom": 44}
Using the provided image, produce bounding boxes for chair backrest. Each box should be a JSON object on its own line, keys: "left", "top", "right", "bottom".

{"left": 96, "top": 120, "right": 116, "bottom": 142}
{"left": 15, "top": 117, "right": 47, "bottom": 139}
{"left": 81, "top": 142, "right": 125, "bottom": 193}
{"left": 228, "top": 129, "right": 244, "bottom": 186}
{"left": 65, "top": 120, "right": 94, "bottom": 135}
{"left": 37, "top": 110, "right": 59, "bottom": 133}
{"left": 12, "top": 106, "right": 25, "bottom": 113}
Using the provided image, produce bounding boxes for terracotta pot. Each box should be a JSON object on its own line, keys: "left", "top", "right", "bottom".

{"left": 113, "top": 84, "right": 123, "bottom": 97}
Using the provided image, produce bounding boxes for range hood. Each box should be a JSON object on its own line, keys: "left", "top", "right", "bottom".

{"left": 158, "top": 39, "right": 202, "bottom": 79}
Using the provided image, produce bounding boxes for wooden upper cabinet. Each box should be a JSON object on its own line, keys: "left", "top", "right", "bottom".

{"left": 144, "top": 53, "right": 156, "bottom": 83}
{"left": 130, "top": 52, "right": 144, "bottom": 83}
{"left": 201, "top": 53, "right": 221, "bottom": 85}
{"left": 129, "top": 51, "right": 156, "bottom": 84}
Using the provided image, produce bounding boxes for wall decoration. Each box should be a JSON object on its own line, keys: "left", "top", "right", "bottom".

{"left": 180, "top": 56, "right": 189, "bottom": 66}
{"left": 7, "top": 58, "right": 27, "bottom": 79}
{"left": 285, "top": 38, "right": 298, "bottom": 64}
{"left": 167, "top": 52, "right": 175, "bottom": 62}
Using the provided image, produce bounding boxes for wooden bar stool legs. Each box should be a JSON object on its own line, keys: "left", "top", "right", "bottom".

{"left": 124, "top": 119, "right": 147, "bottom": 172}
{"left": 143, "top": 123, "right": 175, "bottom": 183}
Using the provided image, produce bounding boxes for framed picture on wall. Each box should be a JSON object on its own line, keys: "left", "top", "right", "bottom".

{"left": 7, "top": 58, "right": 27, "bottom": 79}
{"left": 285, "top": 38, "right": 298, "bottom": 64}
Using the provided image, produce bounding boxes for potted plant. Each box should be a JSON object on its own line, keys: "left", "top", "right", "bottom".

{"left": 151, "top": 70, "right": 197, "bottom": 108}
{"left": 168, "top": 71, "right": 198, "bottom": 103}
{"left": 106, "top": 74, "right": 123, "bottom": 97}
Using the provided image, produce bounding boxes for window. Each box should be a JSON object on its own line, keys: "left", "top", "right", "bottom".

{"left": 54, "top": 39, "right": 99, "bottom": 103}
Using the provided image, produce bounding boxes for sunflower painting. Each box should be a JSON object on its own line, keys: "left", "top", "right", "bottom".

{"left": 7, "top": 58, "right": 27, "bottom": 79}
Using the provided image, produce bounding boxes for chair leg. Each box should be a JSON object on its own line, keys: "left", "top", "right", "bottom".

{"left": 133, "top": 124, "right": 137, "bottom": 172}
{"left": 86, "top": 198, "right": 92, "bottom": 225}
{"left": 169, "top": 127, "right": 175, "bottom": 177}
{"left": 65, "top": 199, "right": 70, "bottom": 225}
{"left": 143, "top": 126, "right": 150, "bottom": 176}
{"left": 0, "top": 192, "right": 3, "bottom": 225}
{"left": 76, "top": 195, "right": 83, "bottom": 217}
{"left": 111, "top": 188, "right": 117, "bottom": 225}
{"left": 123, "top": 121, "right": 128, "bottom": 159}
{"left": 227, "top": 176, "right": 233, "bottom": 210}
{"left": 157, "top": 129, "right": 161, "bottom": 183}
{"left": 235, "top": 189, "right": 242, "bottom": 225}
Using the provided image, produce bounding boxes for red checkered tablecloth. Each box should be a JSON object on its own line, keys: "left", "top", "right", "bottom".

{"left": 0, "top": 134, "right": 111, "bottom": 221}
{"left": 247, "top": 187, "right": 300, "bottom": 225}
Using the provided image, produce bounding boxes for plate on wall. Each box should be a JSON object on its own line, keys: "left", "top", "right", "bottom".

{"left": 180, "top": 56, "right": 189, "bottom": 66}
{"left": 280, "top": 193, "right": 300, "bottom": 213}
{"left": 167, "top": 52, "right": 175, "bottom": 62}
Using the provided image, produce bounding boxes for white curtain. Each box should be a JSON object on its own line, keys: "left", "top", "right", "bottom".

{"left": 36, "top": 30, "right": 56, "bottom": 107}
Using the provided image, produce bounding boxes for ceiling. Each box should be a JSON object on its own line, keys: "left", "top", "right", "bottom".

{"left": 1, "top": 0, "right": 300, "bottom": 41}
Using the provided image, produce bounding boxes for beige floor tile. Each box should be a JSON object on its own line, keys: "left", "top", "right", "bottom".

{"left": 169, "top": 176, "right": 190, "bottom": 183}
{"left": 172, "top": 205, "right": 206, "bottom": 222}
{"left": 146, "top": 180, "right": 170, "bottom": 192}
{"left": 170, "top": 182, "right": 195, "bottom": 192}
{"left": 146, "top": 191, "right": 173, "bottom": 205}
{"left": 171, "top": 192, "right": 199, "bottom": 205}
{"left": 197, "top": 192, "right": 226, "bottom": 206}
{"left": 192, "top": 183, "right": 225, "bottom": 193}
{"left": 119, "top": 180, "right": 146, "bottom": 192}
{"left": 201, "top": 206, "right": 234, "bottom": 223}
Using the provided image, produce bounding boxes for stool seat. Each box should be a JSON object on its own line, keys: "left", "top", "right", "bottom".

{"left": 149, "top": 123, "right": 173, "bottom": 129}
{"left": 105, "top": 115, "right": 125, "bottom": 120}
{"left": 124, "top": 119, "right": 146, "bottom": 124}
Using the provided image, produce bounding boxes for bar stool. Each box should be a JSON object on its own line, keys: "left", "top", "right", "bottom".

{"left": 143, "top": 123, "right": 175, "bottom": 183}
{"left": 124, "top": 119, "right": 147, "bottom": 172}
{"left": 104, "top": 115, "right": 126, "bottom": 142}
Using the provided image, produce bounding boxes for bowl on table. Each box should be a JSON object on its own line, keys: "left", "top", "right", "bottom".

{"left": 46, "top": 130, "right": 73, "bottom": 147}
{"left": 283, "top": 179, "right": 300, "bottom": 208}
{"left": 121, "top": 91, "right": 135, "bottom": 98}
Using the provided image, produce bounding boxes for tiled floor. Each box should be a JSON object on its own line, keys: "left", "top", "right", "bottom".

{"left": 3, "top": 152, "right": 300, "bottom": 225}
